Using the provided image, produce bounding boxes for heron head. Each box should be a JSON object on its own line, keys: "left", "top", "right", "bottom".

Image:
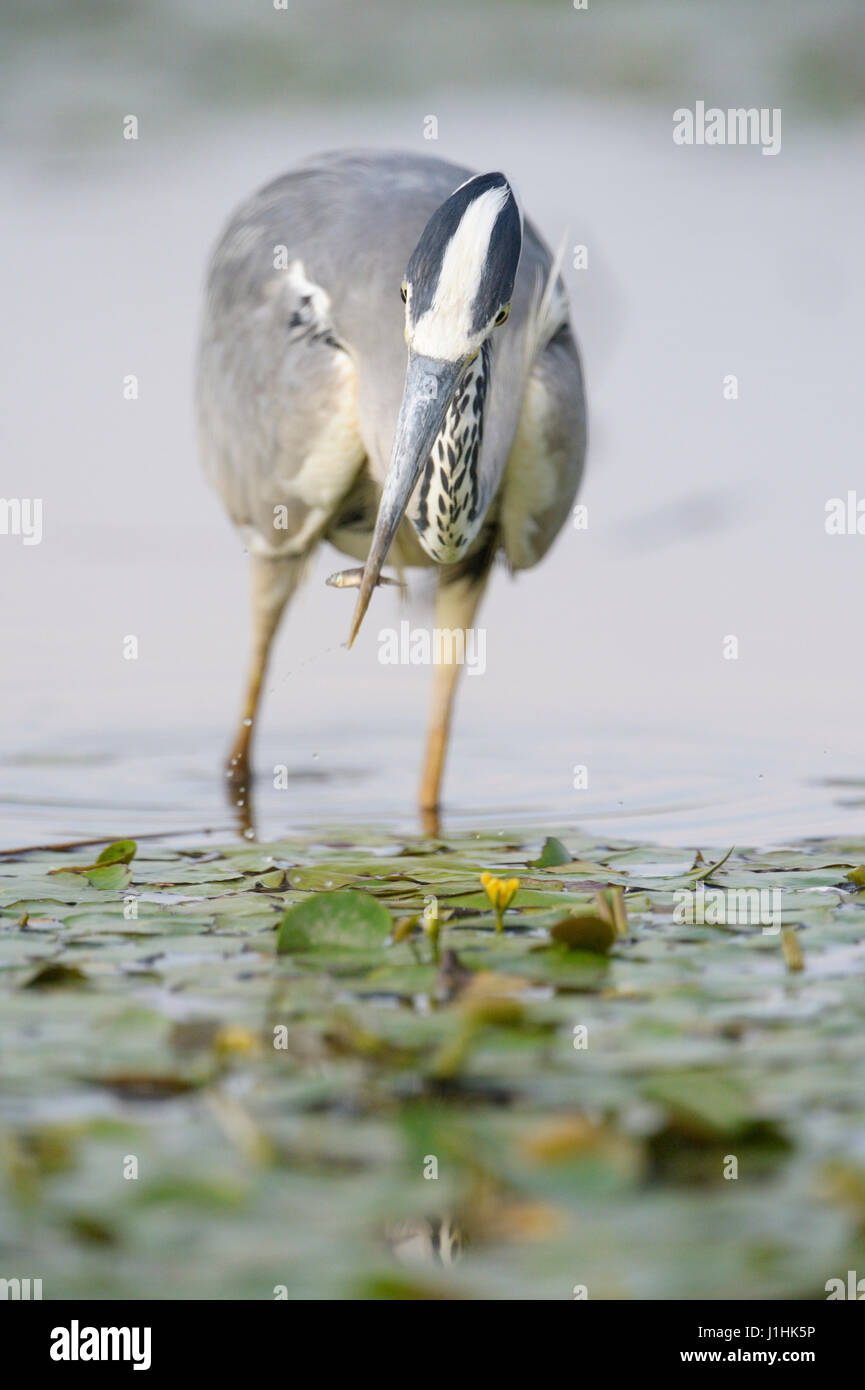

{"left": 347, "top": 172, "right": 522, "bottom": 645}
{"left": 402, "top": 170, "right": 522, "bottom": 360}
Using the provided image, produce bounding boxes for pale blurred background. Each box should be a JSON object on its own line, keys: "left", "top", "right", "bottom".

{"left": 1, "top": 0, "right": 864, "bottom": 848}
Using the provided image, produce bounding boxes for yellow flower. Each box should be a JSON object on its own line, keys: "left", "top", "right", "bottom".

{"left": 213, "top": 1025, "right": 259, "bottom": 1058}
{"left": 480, "top": 873, "right": 520, "bottom": 932}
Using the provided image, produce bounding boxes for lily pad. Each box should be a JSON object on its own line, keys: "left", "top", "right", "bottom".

{"left": 276, "top": 890, "right": 392, "bottom": 954}
{"left": 549, "top": 913, "right": 617, "bottom": 954}
{"left": 528, "top": 837, "right": 572, "bottom": 869}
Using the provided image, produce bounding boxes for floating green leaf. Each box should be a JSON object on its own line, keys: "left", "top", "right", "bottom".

{"left": 549, "top": 912, "right": 617, "bottom": 954}
{"left": 644, "top": 1070, "right": 750, "bottom": 1137}
{"left": 95, "top": 840, "right": 138, "bottom": 867}
{"left": 85, "top": 863, "right": 131, "bottom": 891}
{"left": 687, "top": 846, "right": 735, "bottom": 883}
{"left": 276, "top": 889, "right": 392, "bottom": 954}
{"left": 47, "top": 839, "right": 136, "bottom": 890}
{"left": 529, "top": 836, "right": 571, "bottom": 869}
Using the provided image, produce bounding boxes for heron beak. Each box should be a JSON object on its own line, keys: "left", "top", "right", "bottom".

{"left": 347, "top": 352, "right": 465, "bottom": 646}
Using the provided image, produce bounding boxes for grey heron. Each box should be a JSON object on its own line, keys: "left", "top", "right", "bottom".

{"left": 197, "top": 150, "right": 586, "bottom": 832}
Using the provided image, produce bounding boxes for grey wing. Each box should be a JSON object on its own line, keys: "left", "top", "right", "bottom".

{"left": 196, "top": 245, "right": 365, "bottom": 557}
{"left": 499, "top": 311, "right": 587, "bottom": 572}
{"left": 196, "top": 150, "right": 477, "bottom": 546}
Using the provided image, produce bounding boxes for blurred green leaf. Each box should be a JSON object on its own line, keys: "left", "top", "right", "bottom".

{"left": 276, "top": 890, "right": 391, "bottom": 954}
{"left": 549, "top": 913, "right": 617, "bottom": 954}
{"left": 529, "top": 836, "right": 571, "bottom": 869}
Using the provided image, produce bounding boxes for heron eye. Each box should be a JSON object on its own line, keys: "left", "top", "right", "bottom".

{"left": 400, "top": 282, "right": 407, "bottom": 303}
{"left": 494, "top": 303, "right": 510, "bottom": 326}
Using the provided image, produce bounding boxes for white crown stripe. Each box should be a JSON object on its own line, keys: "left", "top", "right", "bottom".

{"left": 409, "top": 184, "right": 511, "bottom": 361}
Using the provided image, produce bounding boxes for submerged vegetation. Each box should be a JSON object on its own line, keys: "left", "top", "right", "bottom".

{"left": 2, "top": 827, "right": 865, "bottom": 1299}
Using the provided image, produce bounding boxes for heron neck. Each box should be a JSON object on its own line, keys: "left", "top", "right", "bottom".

{"left": 411, "top": 342, "right": 490, "bottom": 564}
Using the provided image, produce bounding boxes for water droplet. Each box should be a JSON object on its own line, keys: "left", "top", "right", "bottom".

{"left": 242, "top": 718, "right": 252, "bottom": 728}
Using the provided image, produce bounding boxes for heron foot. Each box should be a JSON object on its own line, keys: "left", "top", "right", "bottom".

{"left": 419, "top": 803, "right": 441, "bottom": 837}
{"left": 224, "top": 752, "right": 257, "bottom": 839}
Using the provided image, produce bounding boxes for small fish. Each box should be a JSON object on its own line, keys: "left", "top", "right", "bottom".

{"left": 326, "top": 567, "right": 405, "bottom": 592}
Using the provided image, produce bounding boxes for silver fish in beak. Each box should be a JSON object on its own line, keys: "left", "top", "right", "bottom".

{"left": 326, "top": 567, "right": 405, "bottom": 592}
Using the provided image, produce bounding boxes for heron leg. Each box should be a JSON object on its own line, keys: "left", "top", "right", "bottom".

{"left": 226, "top": 553, "right": 304, "bottom": 829}
{"left": 418, "top": 548, "right": 494, "bottom": 836}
